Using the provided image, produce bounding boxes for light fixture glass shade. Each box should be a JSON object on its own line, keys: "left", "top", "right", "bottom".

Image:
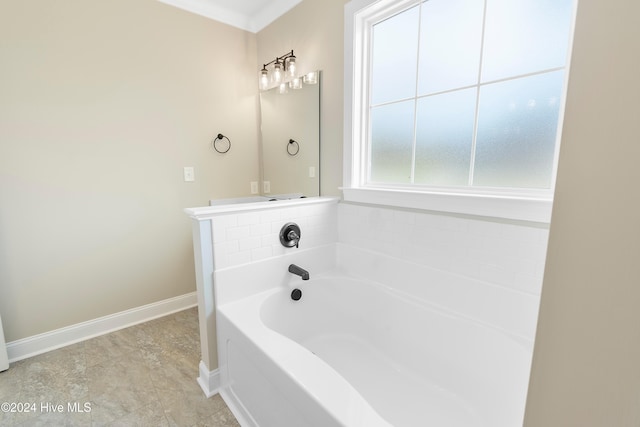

{"left": 290, "top": 76, "right": 303, "bottom": 90}
{"left": 287, "top": 56, "right": 297, "bottom": 78}
{"left": 272, "top": 62, "right": 283, "bottom": 84}
{"left": 303, "top": 71, "right": 318, "bottom": 84}
{"left": 259, "top": 68, "right": 269, "bottom": 91}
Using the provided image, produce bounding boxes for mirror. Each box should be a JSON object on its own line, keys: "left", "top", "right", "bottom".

{"left": 260, "top": 72, "right": 320, "bottom": 198}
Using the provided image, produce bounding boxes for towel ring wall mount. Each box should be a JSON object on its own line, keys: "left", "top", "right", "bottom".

{"left": 287, "top": 139, "right": 299, "bottom": 156}
{"left": 212, "top": 134, "right": 231, "bottom": 154}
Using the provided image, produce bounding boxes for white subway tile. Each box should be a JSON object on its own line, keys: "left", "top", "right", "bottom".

{"left": 258, "top": 209, "right": 282, "bottom": 224}
{"left": 467, "top": 219, "right": 504, "bottom": 238}
{"left": 514, "top": 273, "right": 544, "bottom": 295}
{"left": 270, "top": 221, "right": 286, "bottom": 234}
{"left": 211, "top": 215, "right": 238, "bottom": 243}
{"left": 251, "top": 246, "right": 273, "bottom": 262}
{"left": 280, "top": 207, "right": 300, "bottom": 219}
{"left": 300, "top": 205, "right": 320, "bottom": 217}
{"left": 374, "top": 230, "right": 394, "bottom": 244}
{"left": 261, "top": 233, "right": 279, "bottom": 248}
{"left": 250, "top": 222, "right": 271, "bottom": 237}
{"left": 213, "top": 214, "right": 238, "bottom": 229}
{"left": 228, "top": 250, "right": 252, "bottom": 267}
{"left": 227, "top": 225, "right": 251, "bottom": 241}
{"left": 393, "top": 210, "right": 416, "bottom": 225}
{"left": 238, "top": 236, "right": 262, "bottom": 252}
{"left": 271, "top": 244, "right": 287, "bottom": 257}
{"left": 213, "top": 246, "right": 230, "bottom": 270}
{"left": 215, "top": 240, "right": 239, "bottom": 254}
{"left": 474, "top": 263, "right": 516, "bottom": 289}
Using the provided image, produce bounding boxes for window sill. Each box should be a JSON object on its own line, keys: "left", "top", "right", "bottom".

{"left": 341, "top": 187, "right": 553, "bottom": 223}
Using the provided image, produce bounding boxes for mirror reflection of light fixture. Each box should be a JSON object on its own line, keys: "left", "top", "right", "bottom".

{"left": 259, "top": 50, "right": 313, "bottom": 92}
{"left": 303, "top": 71, "right": 318, "bottom": 85}
{"left": 290, "top": 76, "right": 303, "bottom": 90}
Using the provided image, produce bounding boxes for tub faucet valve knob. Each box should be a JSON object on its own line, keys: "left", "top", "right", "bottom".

{"left": 280, "top": 222, "right": 301, "bottom": 248}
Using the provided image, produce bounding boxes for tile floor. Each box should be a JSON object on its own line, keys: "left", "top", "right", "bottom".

{"left": 0, "top": 307, "right": 240, "bottom": 426}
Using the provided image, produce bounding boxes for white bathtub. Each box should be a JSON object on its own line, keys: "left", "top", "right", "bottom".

{"left": 215, "top": 250, "right": 533, "bottom": 426}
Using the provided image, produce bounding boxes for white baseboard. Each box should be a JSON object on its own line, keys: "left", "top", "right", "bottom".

{"left": 197, "top": 360, "right": 221, "bottom": 398}
{"left": 6, "top": 292, "right": 197, "bottom": 363}
{"left": 202, "top": 363, "right": 255, "bottom": 426}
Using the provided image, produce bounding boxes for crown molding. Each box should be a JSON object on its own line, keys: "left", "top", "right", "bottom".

{"left": 157, "top": 0, "right": 302, "bottom": 33}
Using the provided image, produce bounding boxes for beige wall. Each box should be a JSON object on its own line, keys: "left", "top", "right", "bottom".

{"left": 0, "top": 0, "right": 259, "bottom": 341}
{"left": 257, "top": 0, "right": 349, "bottom": 197}
{"left": 524, "top": 0, "right": 640, "bottom": 425}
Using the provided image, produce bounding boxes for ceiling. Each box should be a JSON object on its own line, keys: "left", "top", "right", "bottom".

{"left": 157, "top": 0, "right": 303, "bottom": 33}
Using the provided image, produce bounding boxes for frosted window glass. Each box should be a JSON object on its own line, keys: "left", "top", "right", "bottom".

{"left": 482, "top": 0, "right": 574, "bottom": 82}
{"left": 371, "top": 5, "right": 420, "bottom": 105}
{"left": 370, "top": 101, "right": 415, "bottom": 183}
{"left": 417, "top": 0, "right": 483, "bottom": 95}
{"left": 473, "top": 71, "right": 564, "bottom": 188}
{"left": 414, "top": 89, "right": 476, "bottom": 186}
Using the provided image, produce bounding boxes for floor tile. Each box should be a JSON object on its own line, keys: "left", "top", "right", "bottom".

{"left": 0, "top": 307, "right": 240, "bottom": 426}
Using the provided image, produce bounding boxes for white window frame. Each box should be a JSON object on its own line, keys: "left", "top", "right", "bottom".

{"left": 343, "top": 0, "right": 577, "bottom": 223}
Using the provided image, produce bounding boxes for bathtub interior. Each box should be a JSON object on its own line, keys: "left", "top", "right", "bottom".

{"left": 214, "top": 241, "right": 536, "bottom": 426}
{"left": 217, "top": 279, "right": 392, "bottom": 427}
{"left": 259, "top": 275, "right": 531, "bottom": 426}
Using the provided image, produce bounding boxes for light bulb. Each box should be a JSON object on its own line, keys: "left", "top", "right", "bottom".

{"left": 272, "top": 62, "right": 283, "bottom": 84}
{"left": 287, "top": 56, "right": 297, "bottom": 78}
{"left": 259, "top": 68, "right": 269, "bottom": 91}
{"left": 278, "top": 82, "right": 288, "bottom": 94}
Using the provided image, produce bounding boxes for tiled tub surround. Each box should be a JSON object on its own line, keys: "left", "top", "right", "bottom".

{"left": 185, "top": 197, "right": 339, "bottom": 397}
{"left": 211, "top": 199, "right": 338, "bottom": 270}
{"left": 338, "top": 203, "right": 549, "bottom": 300}
{"left": 187, "top": 198, "right": 548, "bottom": 426}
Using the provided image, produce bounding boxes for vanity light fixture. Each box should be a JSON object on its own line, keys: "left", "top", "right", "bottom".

{"left": 259, "top": 50, "right": 309, "bottom": 92}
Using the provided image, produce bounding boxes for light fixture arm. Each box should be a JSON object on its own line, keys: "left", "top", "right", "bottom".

{"left": 262, "top": 50, "right": 296, "bottom": 71}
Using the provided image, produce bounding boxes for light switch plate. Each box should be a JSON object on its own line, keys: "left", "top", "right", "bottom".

{"left": 184, "top": 167, "right": 195, "bottom": 182}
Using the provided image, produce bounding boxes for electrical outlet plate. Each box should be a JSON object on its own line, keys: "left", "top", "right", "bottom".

{"left": 250, "top": 181, "right": 259, "bottom": 194}
{"left": 263, "top": 181, "right": 271, "bottom": 193}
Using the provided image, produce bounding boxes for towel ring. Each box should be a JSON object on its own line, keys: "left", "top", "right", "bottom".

{"left": 212, "top": 134, "right": 231, "bottom": 153}
{"left": 287, "top": 139, "right": 300, "bottom": 156}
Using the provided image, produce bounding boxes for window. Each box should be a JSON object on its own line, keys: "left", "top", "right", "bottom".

{"left": 344, "top": 0, "right": 577, "bottom": 222}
